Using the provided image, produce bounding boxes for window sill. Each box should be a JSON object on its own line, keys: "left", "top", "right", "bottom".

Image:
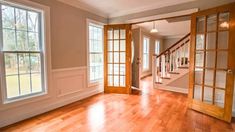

{"left": 3, "top": 91, "right": 48, "bottom": 104}
{"left": 88, "top": 80, "right": 103, "bottom": 88}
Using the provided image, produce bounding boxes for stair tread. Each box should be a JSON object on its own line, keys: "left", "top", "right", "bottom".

{"left": 178, "top": 66, "right": 189, "bottom": 69}
{"left": 161, "top": 77, "right": 171, "bottom": 79}
{"left": 169, "top": 72, "right": 180, "bottom": 74}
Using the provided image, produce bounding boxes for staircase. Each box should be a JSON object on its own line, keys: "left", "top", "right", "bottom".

{"left": 152, "top": 33, "right": 190, "bottom": 93}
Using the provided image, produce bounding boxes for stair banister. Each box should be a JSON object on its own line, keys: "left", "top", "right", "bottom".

{"left": 152, "top": 33, "right": 191, "bottom": 84}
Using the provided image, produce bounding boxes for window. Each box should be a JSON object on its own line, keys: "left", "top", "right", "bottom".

{"left": 143, "top": 37, "right": 150, "bottom": 70}
{"left": 88, "top": 22, "right": 103, "bottom": 83}
{"left": 0, "top": 2, "right": 45, "bottom": 101}
{"left": 155, "top": 40, "right": 160, "bottom": 55}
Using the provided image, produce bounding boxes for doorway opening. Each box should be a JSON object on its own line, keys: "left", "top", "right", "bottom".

{"left": 131, "top": 15, "right": 191, "bottom": 95}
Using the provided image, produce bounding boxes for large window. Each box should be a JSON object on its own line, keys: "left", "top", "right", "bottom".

{"left": 88, "top": 22, "right": 103, "bottom": 83}
{"left": 0, "top": 3, "right": 45, "bottom": 101}
{"left": 155, "top": 40, "right": 160, "bottom": 55}
{"left": 143, "top": 37, "right": 150, "bottom": 70}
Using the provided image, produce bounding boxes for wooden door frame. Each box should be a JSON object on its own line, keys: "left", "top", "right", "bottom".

{"left": 188, "top": 2, "right": 235, "bottom": 122}
{"left": 104, "top": 24, "right": 132, "bottom": 94}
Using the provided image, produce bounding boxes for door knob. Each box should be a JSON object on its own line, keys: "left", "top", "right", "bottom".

{"left": 227, "top": 69, "right": 233, "bottom": 74}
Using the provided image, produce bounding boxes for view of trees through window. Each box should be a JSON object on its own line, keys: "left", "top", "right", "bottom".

{"left": 88, "top": 23, "right": 103, "bottom": 82}
{"left": 1, "top": 4, "right": 44, "bottom": 99}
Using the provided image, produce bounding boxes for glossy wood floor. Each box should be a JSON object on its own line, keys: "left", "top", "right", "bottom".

{"left": 1, "top": 77, "right": 235, "bottom": 132}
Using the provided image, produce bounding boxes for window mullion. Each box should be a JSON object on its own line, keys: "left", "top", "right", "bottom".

{"left": 16, "top": 53, "right": 21, "bottom": 96}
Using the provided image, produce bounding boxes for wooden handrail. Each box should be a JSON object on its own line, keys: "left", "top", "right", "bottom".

{"left": 153, "top": 33, "right": 190, "bottom": 58}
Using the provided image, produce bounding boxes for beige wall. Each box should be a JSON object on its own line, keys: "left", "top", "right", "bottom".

{"left": 135, "top": 28, "right": 163, "bottom": 77}
{"left": 162, "top": 37, "right": 181, "bottom": 51}
{"left": 30, "top": 0, "right": 107, "bottom": 69}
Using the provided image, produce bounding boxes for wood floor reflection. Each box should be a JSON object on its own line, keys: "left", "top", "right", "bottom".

{"left": 1, "top": 76, "right": 235, "bottom": 132}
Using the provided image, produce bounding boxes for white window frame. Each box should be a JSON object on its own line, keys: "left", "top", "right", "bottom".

{"left": 0, "top": 0, "right": 51, "bottom": 104}
{"left": 86, "top": 19, "right": 104, "bottom": 87}
{"left": 142, "top": 36, "right": 150, "bottom": 71}
{"left": 155, "top": 40, "right": 160, "bottom": 55}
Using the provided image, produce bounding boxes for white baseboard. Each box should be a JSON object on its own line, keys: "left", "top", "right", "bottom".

{"left": 155, "top": 86, "right": 188, "bottom": 94}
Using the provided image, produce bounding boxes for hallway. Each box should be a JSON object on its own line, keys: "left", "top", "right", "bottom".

{"left": 1, "top": 77, "right": 235, "bottom": 132}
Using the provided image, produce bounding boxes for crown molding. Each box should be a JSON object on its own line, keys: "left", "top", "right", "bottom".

{"left": 126, "top": 8, "right": 198, "bottom": 24}
{"left": 109, "top": 0, "right": 196, "bottom": 18}
{"left": 57, "top": 0, "right": 108, "bottom": 18}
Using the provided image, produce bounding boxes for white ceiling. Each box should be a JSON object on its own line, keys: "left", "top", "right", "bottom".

{"left": 136, "top": 20, "right": 191, "bottom": 38}
{"left": 58, "top": 0, "right": 196, "bottom": 18}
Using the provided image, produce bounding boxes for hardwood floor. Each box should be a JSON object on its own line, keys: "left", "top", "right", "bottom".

{"left": 1, "top": 77, "right": 235, "bottom": 132}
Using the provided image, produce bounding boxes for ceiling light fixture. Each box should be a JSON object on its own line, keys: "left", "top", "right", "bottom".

{"left": 150, "top": 21, "right": 158, "bottom": 33}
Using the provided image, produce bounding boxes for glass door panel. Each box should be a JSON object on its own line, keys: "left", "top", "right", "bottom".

{"left": 104, "top": 24, "right": 131, "bottom": 94}
{"left": 190, "top": 3, "right": 235, "bottom": 122}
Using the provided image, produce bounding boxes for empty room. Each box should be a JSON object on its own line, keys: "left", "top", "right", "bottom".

{"left": 0, "top": 0, "right": 235, "bottom": 131}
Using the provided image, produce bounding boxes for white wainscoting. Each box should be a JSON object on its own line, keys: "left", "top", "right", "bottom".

{"left": 0, "top": 66, "right": 104, "bottom": 128}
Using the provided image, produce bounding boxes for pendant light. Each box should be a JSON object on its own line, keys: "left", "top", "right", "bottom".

{"left": 150, "top": 21, "right": 158, "bottom": 33}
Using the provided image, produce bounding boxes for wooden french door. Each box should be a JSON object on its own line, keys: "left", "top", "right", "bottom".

{"left": 189, "top": 3, "right": 235, "bottom": 122}
{"left": 104, "top": 24, "right": 132, "bottom": 94}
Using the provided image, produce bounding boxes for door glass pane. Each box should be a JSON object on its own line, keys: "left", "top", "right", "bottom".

{"left": 204, "top": 69, "right": 214, "bottom": 86}
{"left": 206, "top": 32, "right": 216, "bottom": 49}
{"left": 120, "top": 76, "right": 125, "bottom": 87}
{"left": 194, "top": 85, "right": 202, "bottom": 100}
{"left": 120, "top": 64, "right": 125, "bottom": 75}
{"left": 108, "top": 30, "right": 113, "bottom": 39}
{"left": 215, "top": 89, "right": 225, "bottom": 108}
{"left": 197, "top": 17, "right": 205, "bottom": 33}
{"left": 108, "top": 64, "right": 113, "bottom": 74}
{"left": 203, "top": 87, "right": 213, "bottom": 104}
{"left": 196, "top": 34, "right": 205, "bottom": 50}
{"left": 114, "top": 52, "right": 119, "bottom": 63}
{"left": 207, "top": 14, "right": 217, "bottom": 32}
{"left": 195, "top": 51, "right": 204, "bottom": 67}
{"left": 205, "top": 51, "right": 215, "bottom": 68}
{"left": 219, "top": 12, "right": 229, "bottom": 30}
{"left": 108, "top": 52, "right": 113, "bottom": 63}
{"left": 195, "top": 68, "right": 203, "bottom": 85}
{"left": 114, "top": 75, "right": 119, "bottom": 86}
{"left": 6, "top": 75, "right": 19, "bottom": 98}
{"left": 120, "top": 30, "right": 125, "bottom": 39}
{"left": 216, "top": 70, "right": 226, "bottom": 89}
{"left": 108, "top": 41, "right": 113, "bottom": 51}
{"left": 218, "top": 31, "right": 228, "bottom": 49}
{"left": 120, "top": 52, "right": 125, "bottom": 63}
{"left": 120, "top": 40, "right": 126, "bottom": 51}
{"left": 114, "top": 64, "right": 119, "bottom": 75}
{"left": 217, "top": 51, "right": 227, "bottom": 69}
{"left": 20, "top": 74, "right": 31, "bottom": 96}
{"left": 108, "top": 75, "right": 113, "bottom": 86}
{"left": 113, "top": 40, "right": 119, "bottom": 51}
{"left": 114, "top": 30, "right": 119, "bottom": 39}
